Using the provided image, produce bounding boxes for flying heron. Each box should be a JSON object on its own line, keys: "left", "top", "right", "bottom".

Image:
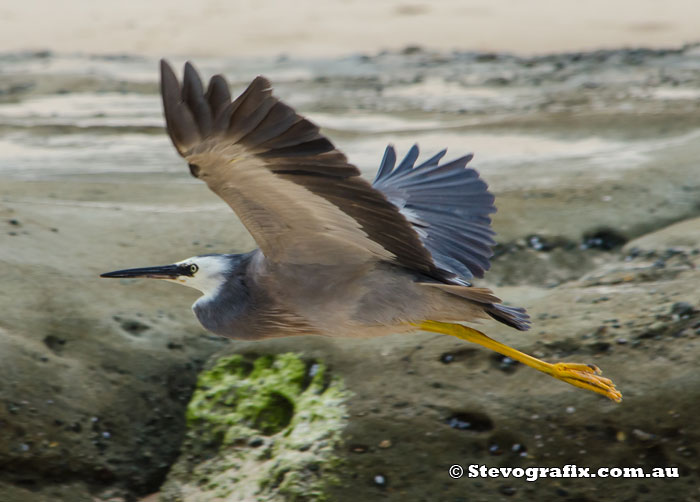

{"left": 101, "top": 60, "right": 621, "bottom": 402}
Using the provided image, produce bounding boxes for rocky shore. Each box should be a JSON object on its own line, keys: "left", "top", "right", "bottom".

{"left": 1, "top": 46, "right": 699, "bottom": 501}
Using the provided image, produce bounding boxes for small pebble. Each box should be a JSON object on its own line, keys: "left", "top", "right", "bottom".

{"left": 489, "top": 443, "right": 502, "bottom": 455}
{"left": 632, "top": 429, "right": 655, "bottom": 441}
{"left": 440, "top": 353, "right": 455, "bottom": 364}
{"left": 527, "top": 235, "right": 552, "bottom": 251}
{"left": 248, "top": 437, "right": 264, "bottom": 447}
{"left": 373, "top": 474, "right": 386, "bottom": 486}
{"left": 497, "top": 355, "right": 519, "bottom": 373}
{"left": 671, "top": 302, "right": 694, "bottom": 318}
{"left": 499, "top": 485, "right": 516, "bottom": 496}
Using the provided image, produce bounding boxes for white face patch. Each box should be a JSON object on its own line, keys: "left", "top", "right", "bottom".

{"left": 166, "top": 255, "right": 231, "bottom": 300}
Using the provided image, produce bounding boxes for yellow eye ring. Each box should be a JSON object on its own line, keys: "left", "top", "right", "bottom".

{"left": 190, "top": 264, "right": 198, "bottom": 274}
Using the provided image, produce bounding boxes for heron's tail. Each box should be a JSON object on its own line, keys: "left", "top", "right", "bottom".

{"left": 484, "top": 303, "right": 531, "bottom": 331}
{"left": 418, "top": 282, "right": 531, "bottom": 331}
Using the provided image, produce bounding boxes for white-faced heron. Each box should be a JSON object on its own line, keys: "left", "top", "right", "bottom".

{"left": 101, "top": 60, "right": 621, "bottom": 402}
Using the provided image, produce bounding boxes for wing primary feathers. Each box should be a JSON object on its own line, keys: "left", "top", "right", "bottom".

{"left": 205, "top": 74, "right": 232, "bottom": 132}
{"left": 182, "top": 62, "right": 213, "bottom": 137}
{"left": 260, "top": 137, "right": 336, "bottom": 158}
{"left": 393, "top": 144, "right": 420, "bottom": 175}
{"left": 227, "top": 77, "right": 274, "bottom": 141}
{"left": 414, "top": 148, "right": 447, "bottom": 170}
{"left": 160, "top": 59, "right": 201, "bottom": 153}
{"left": 425, "top": 155, "right": 475, "bottom": 176}
{"left": 373, "top": 145, "right": 397, "bottom": 183}
{"left": 231, "top": 95, "right": 278, "bottom": 143}
{"left": 257, "top": 119, "right": 324, "bottom": 150}
{"left": 239, "top": 101, "right": 301, "bottom": 149}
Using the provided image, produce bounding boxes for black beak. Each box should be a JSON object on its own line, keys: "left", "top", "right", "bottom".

{"left": 100, "top": 264, "right": 182, "bottom": 279}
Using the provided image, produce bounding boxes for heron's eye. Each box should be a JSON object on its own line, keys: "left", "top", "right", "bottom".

{"left": 190, "top": 264, "right": 198, "bottom": 274}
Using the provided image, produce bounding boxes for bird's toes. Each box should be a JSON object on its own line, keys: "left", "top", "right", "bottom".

{"left": 551, "top": 362, "right": 622, "bottom": 403}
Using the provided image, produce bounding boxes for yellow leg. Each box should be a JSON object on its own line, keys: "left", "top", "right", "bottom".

{"left": 415, "top": 320, "right": 622, "bottom": 402}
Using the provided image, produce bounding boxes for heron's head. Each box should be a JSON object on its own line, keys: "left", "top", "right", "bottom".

{"left": 100, "top": 254, "right": 234, "bottom": 299}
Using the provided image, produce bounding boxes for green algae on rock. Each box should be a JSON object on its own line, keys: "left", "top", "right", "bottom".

{"left": 160, "top": 353, "right": 350, "bottom": 502}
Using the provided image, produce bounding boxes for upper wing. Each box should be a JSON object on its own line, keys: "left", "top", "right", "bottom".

{"left": 373, "top": 145, "right": 496, "bottom": 282}
{"left": 160, "top": 60, "right": 443, "bottom": 273}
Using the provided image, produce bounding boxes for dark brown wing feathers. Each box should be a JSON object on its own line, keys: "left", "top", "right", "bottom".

{"left": 182, "top": 62, "right": 213, "bottom": 137}
{"left": 160, "top": 59, "right": 447, "bottom": 279}
{"left": 205, "top": 75, "right": 232, "bottom": 123}
{"left": 160, "top": 61, "right": 200, "bottom": 153}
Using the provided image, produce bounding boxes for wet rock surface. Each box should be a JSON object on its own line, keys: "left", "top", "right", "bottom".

{"left": 159, "top": 353, "right": 349, "bottom": 501}
{"left": 0, "top": 203, "right": 230, "bottom": 501}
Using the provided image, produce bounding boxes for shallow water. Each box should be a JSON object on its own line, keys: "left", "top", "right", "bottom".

{"left": 1, "top": 47, "right": 700, "bottom": 187}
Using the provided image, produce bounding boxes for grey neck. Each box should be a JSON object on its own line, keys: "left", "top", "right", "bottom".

{"left": 192, "top": 252, "right": 255, "bottom": 338}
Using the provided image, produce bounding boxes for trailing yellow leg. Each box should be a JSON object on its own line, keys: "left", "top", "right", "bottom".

{"left": 415, "top": 320, "right": 622, "bottom": 402}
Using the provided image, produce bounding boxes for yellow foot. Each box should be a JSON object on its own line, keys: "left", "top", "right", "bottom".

{"left": 547, "top": 363, "right": 622, "bottom": 403}
{"left": 414, "top": 320, "right": 622, "bottom": 402}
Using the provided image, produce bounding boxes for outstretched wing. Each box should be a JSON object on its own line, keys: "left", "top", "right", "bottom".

{"left": 373, "top": 145, "right": 496, "bottom": 282}
{"left": 160, "top": 60, "right": 443, "bottom": 273}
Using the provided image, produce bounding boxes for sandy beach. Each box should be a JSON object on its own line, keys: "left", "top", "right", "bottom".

{"left": 2, "top": 0, "right": 700, "bottom": 58}
{"left": 2, "top": 2, "right": 700, "bottom": 502}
